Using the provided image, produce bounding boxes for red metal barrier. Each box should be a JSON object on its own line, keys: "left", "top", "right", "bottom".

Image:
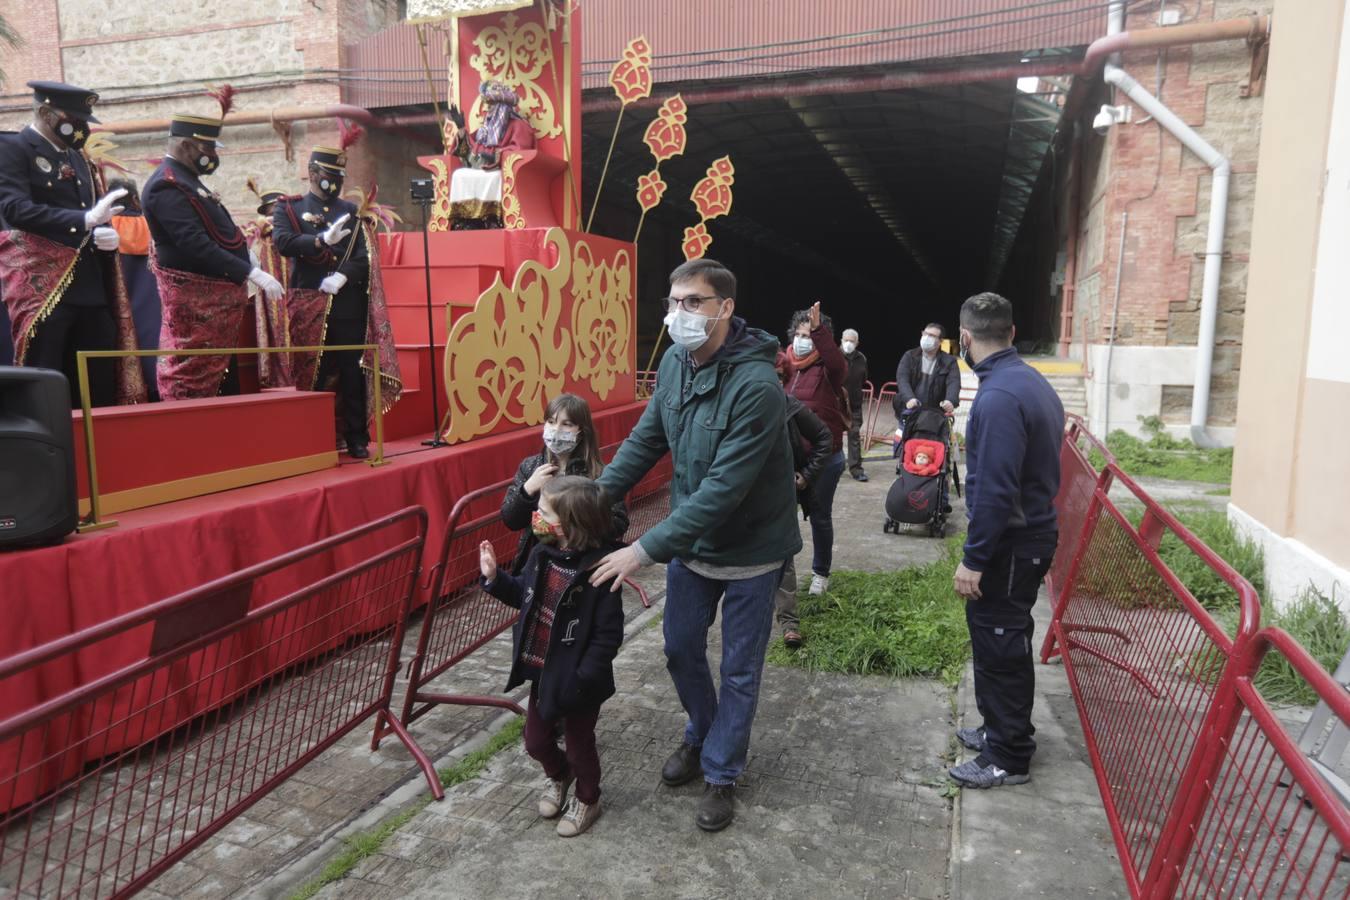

{"left": 1041, "top": 413, "right": 1114, "bottom": 662}
{"left": 392, "top": 446, "right": 674, "bottom": 733}
{"left": 863, "top": 380, "right": 898, "bottom": 453}
{"left": 1049, "top": 463, "right": 1262, "bottom": 896}
{"left": 1043, "top": 421, "right": 1350, "bottom": 896}
{"left": 394, "top": 478, "right": 525, "bottom": 730}
{"left": 0, "top": 507, "right": 441, "bottom": 900}
{"left": 1163, "top": 627, "right": 1350, "bottom": 898}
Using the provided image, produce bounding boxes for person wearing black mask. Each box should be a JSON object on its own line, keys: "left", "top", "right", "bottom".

{"left": 947, "top": 293, "right": 1064, "bottom": 790}
{"left": 0, "top": 81, "right": 146, "bottom": 407}
{"left": 271, "top": 142, "right": 376, "bottom": 457}
{"left": 143, "top": 107, "right": 284, "bottom": 400}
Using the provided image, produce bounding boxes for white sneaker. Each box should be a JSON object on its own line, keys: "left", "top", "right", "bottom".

{"left": 809, "top": 574, "right": 829, "bottom": 595}
{"left": 538, "top": 774, "right": 574, "bottom": 818}
{"left": 556, "top": 797, "right": 602, "bottom": 837}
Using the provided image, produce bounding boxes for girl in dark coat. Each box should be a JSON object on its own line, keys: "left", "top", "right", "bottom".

{"left": 479, "top": 476, "right": 625, "bottom": 838}
{"left": 501, "top": 393, "right": 628, "bottom": 574}
{"left": 783, "top": 301, "right": 848, "bottom": 595}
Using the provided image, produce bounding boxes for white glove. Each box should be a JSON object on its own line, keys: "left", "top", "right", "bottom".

{"left": 248, "top": 267, "right": 284, "bottom": 302}
{"left": 321, "top": 213, "right": 352, "bottom": 247}
{"left": 84, "top": 188, "right": 128, "bottom": 230}
{"left": 319, "top": 272, "right": 348, "bottom": 295}
{"left": 92, "top": 226, "right": 120, "bottom": 252}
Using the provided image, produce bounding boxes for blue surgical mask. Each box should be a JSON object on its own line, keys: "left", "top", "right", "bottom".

{"left": 793, "top": 336, "right": 814, "bottom": 357}
{"left": 920, "top": 335, "right": 939, "bottom": 353}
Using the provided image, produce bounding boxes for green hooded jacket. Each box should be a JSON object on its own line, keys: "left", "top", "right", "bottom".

{"left": 599, "top": 319, "right": 803, "bottom": 567}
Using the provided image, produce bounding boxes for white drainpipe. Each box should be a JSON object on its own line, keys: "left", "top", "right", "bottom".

{"left": 1102, "top": 1, "right": 1229, "bottom": 447}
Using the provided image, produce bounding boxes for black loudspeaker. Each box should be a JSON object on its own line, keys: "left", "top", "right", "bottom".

{"left": 0, "top": 366, "right": 77, "bottom": 548}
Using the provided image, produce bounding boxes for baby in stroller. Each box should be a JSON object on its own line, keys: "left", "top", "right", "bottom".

{"left": 884, "top": 408, "right": 957, "bottom": 537}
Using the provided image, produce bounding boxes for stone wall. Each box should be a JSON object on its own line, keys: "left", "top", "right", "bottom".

{"left": 1068, "top": 0, "right": 1271, "bottom": 436}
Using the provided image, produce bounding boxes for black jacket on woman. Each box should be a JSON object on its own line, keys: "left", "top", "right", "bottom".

{"left": 785, "top": 395, "right": 833, "bottom": 518}
{"left": 482, "top": 542, "right": 625, "bottom": 722}
{"left": 500, "top": 450, "right": 630, "bottom": 574}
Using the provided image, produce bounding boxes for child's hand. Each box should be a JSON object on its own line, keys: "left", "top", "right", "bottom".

{"left": 479, "top": 540, "right": 498, "bottom": 581}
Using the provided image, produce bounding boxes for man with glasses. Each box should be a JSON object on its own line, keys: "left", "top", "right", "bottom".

{"left": 0, "top": 81, "right": 145, "bottom": 408}
{"left": 591, "top": 258, "right": 800, "bottom": 833}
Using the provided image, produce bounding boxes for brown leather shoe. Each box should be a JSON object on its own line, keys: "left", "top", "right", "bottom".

{"left": 783, "top": 629, "right": 803, "bottom": 649}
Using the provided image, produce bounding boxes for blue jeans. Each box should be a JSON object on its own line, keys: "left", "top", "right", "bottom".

{"left": 809, "top": 451, "right": 846, "bottom": 577}
{"left": 663, "top": 558, "right": 784, "bottom": 785}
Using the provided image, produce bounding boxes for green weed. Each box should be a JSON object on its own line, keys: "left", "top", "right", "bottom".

{"left": 1088, "top": 417, "right": 1233, "bottom": 484}
{"left": 767, "top": 540, "right": 971, "bottom": 686}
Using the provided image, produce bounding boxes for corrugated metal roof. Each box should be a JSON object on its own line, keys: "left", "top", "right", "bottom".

{"left": 344, "top": 0, "right": 1105, "bottom": 109}
{"left": 582, "top": 0, "right": 1104, "bottom": 88}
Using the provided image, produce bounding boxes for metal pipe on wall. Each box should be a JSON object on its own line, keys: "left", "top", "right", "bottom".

{"left": 1102, "top": 63, "right": 1230, "bottom": 448}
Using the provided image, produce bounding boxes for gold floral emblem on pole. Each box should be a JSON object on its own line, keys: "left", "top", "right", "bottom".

{"left": 442, "top": 228, "right": 572, "bottom": 443}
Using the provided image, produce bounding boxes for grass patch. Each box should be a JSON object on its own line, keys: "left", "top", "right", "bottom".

{"left": 1154, "top": 509, "right": 1266, "bottom": 610}
{"left": 288, "top": 718, "right": 524, "bottom": 900}
{"left": 1128, "top": 506, "right": 1348, "bottom": 707}
{"left": 1089, "top": 416, "right": 1232, "bottom": 484}
{"left": 767, "top": 540, "right": 971, "bottom": 686}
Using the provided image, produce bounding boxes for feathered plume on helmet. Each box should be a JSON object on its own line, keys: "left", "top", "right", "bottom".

{"left": 344, "top": 184, "right": 403, "bottom": 233}
{"left": 206, "top": 84, "right": 237, "bottom": 120}
{"left": 338, "top": 118, "right": 365, "bottom": 153}
{"left": 84, "top": 133, "right": 130, "bottom": 179}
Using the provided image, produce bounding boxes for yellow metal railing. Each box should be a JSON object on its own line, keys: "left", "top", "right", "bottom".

{"left": 75, "top": 344, "right": 388, "bottom": 533}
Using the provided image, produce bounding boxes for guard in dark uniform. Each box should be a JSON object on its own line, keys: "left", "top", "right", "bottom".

{"left": 0, "top": 81, "right": 132, "bottom": 407}
{"left": 142, "top": 114, "right": 284, "bottom": 399}
{"left": 272, "top": 147, "right": 372, "bottom": 458}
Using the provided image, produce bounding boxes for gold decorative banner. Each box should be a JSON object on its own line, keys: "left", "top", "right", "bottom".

{"left": 636, "top": 170, "right": 667, "bottom": 213}
{"left": 682, "top": 223, "right": 712, "bottom": 261}
{"left": 443, "top": 228, "right": 572, "bottom": 443}
{"left": 608, "top": 36, "right": 653, "bottom": 105}
{"left": 682, "top": 155, "right": 735, "bottom": 261}
{"left": 423, "top": 157, "right": 455, "bottom": 232}
{"left": 691, "top": 156, "right": 735, "bottom": 221}
{"left": 501, "top": 152, "right": 526, "bottom": 230}
{"left": 468, "top": 12, "right": 561, "bottom": 139}
{"left": 570, "top": 240, "right": 632, "bottom": 398}
{"left": 588, "top": 34, "right": 654, "bottom": 233}
{"left": 643, "top": 94, "right": 688, "bottom": 164}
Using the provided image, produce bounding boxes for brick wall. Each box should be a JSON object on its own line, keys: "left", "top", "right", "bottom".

{"left": 1070, "top": 0, "right": 1270, "bottom": 428}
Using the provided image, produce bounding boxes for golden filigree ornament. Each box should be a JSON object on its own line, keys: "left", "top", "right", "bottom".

{"left": 569, "top": 240, "right": 632, "bottom": 399}
{"left": 609, "top": 36, "right": 653, "bottom": 105}
{"left": 501, "top": 152, "right": 526, "bottom": 230}
{"left": 424, "top": 158, "right": 454, "bottom": 232}
{"left": 442, "top": 228, "right": 572, "bottom": 443}
{"left": 468, "top": 12, "right": 561, "bottom": 139}
{"left": 691, "top": 156, "right": 735, "bottom": 221}
{"left": 643, "top": 95, "right": 688, "bottom": 164}
{"left": 682, "top": 223, "right": 712, "bottom": 261}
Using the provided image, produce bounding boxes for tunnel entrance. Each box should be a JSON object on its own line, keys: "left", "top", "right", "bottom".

{"left": 581, "top": 76, "right": 1067, "bottom": 381}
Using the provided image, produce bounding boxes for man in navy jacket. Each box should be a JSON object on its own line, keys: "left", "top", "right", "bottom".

{"left": 948, "top": 292, "right": 1063, "bottom": 789}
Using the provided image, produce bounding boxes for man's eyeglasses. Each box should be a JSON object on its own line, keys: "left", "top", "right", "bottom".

{"left": 661, "top": 294, "right": 722, "bottom": 313}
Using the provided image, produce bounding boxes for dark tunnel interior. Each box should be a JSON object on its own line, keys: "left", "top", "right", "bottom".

{"left": 580, "top": 77, "right": 1065, "bottom": 383}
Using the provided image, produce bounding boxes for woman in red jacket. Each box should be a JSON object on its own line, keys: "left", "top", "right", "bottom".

{"left": 783, "top": 301, "right": 848, "bottom": 594}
